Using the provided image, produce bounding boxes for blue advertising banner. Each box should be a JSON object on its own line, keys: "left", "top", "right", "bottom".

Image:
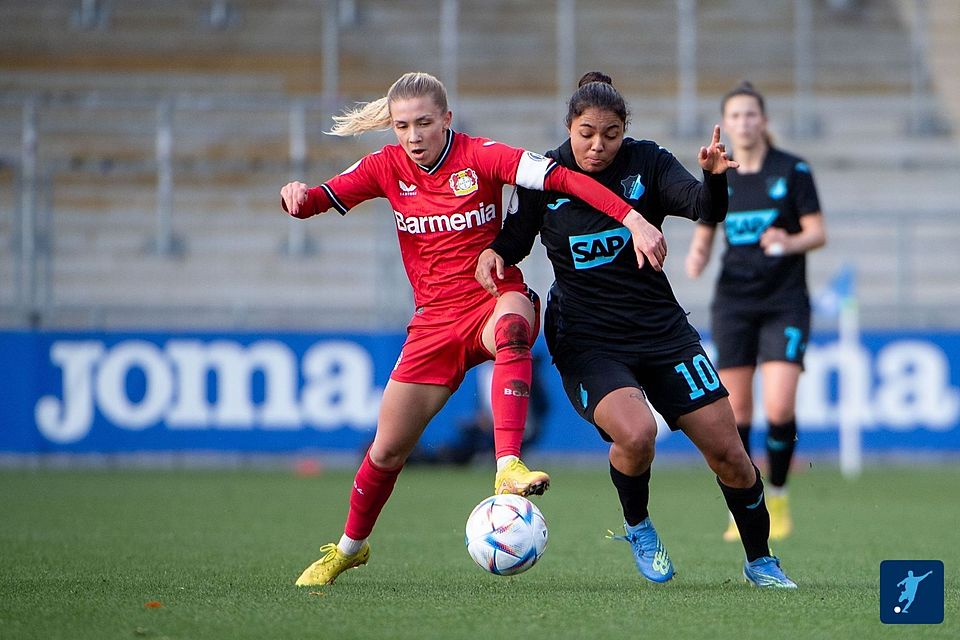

{"left": 1, "top": 330, "right": 958, "bottom": 455}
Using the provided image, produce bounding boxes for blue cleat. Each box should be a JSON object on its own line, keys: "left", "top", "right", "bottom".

{"left": 743, "top": 556, "right": 797, "bottom": 589}
{"left": 607, "top": 518, "right": 674, "bottom": 583}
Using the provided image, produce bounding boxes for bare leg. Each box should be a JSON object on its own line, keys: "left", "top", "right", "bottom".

{"left": 344, "top": 380, "right": 451, "bottom": 542}
{"left": 594, "top": 387, "right": 658, "bottom": 476}
{"left": 368, "top": 379, "right": 452, "bottom": 468}
{"left": 677, "top": 397, "right": 753, "bottom": 488}
{"left": 719, "top": 365, "right": 756, "bottom": 457}
{"left": 679, "top": 398, "right": 771, "bottom": 561}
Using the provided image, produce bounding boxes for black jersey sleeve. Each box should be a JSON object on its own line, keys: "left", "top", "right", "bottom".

{"left": 654, "top": 149, "right": 728, "bottom": 224}
{"left": 488, "top": 186, "right": 546, "bottom": 266}
{"left": 791, "top": 160, "right": 822, "bottom": 216}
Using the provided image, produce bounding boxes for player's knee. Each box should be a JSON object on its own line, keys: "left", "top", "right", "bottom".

{"left": 766, "top": 407, "right": 796, "bottom": 427}
{"left": 708, "top": 440, "right": 753, "bottom": 484}
{"left": 615, "top": 427, "right": 656, "bottom": 463}
{"left": 729, "top": 399, "right": 753, "bottom": 424}
{"left": 494, "top": 313, "right": 532, "bottom": 351}
{"left": 368, "top": 444, "right": 410, "bottom": 470}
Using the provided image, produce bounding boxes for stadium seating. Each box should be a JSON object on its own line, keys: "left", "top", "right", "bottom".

{"left": 0, "top": 0, "right": 957, "bottom": 329}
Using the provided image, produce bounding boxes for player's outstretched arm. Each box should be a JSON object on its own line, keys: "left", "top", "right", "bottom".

{"left": 280, "top": 182, "right": 350, "bottom": 220}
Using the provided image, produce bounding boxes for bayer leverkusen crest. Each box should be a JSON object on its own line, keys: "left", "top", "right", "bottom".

{"left": 449, "top": 168, "right": 479, "bottom": 196}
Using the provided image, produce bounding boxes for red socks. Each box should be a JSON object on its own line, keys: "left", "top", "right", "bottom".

{"left": 344, "top": 452, "right": 403, "bottom": 540}
{"left": 342, "top": 313, "right": 532, "bottom": 539}
{"left": 491, "top": 313, "right": 533, "bottom": 459}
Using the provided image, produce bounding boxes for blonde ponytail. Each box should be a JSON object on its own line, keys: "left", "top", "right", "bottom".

{"left": 328, "top": 97, "right": 392, "bottom": 136}
{"left": 327, "top": 72, "right": 449, "bottom": 137}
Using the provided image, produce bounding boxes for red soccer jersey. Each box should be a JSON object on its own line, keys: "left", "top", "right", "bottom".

{"left": 290, "top": 130, "right": 632, "bottom": 310}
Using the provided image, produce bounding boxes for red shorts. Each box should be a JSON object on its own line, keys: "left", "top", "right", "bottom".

{"left": 390, "top": 283, "right": 540, "bottom": 391}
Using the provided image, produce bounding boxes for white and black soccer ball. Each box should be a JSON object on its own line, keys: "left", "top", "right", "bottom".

{"left": 464, "top": 494, "right": 548, "bottom": 576}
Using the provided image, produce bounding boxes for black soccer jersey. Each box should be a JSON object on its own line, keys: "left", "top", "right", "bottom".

{"left": 490, "top": 137, "right": 727, "bottom": 355}
{"left": 712, "top": 146, "right": 821, "bottom": 310}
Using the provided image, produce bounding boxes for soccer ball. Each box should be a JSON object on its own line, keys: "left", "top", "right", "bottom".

{"left": 464, "top": 494, "right": 548, "bottom": 576}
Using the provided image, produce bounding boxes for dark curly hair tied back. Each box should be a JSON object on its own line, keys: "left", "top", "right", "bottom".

{"left": 565, "top": 71, "right": 630, "bottom": 129}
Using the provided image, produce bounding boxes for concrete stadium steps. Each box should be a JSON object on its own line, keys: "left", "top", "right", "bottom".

{"left": 49, "top": 253, "right": 379, "bottom": 307}
{"left": 802, "top": 165, "right": 960, "bottom": 213}
{"left": 924, "top": 0, "right": 960, "bottom": 128}
{"left": 1, "top": 0, "right": 957, "bottom": 329}
{"left": 0, "top": 69, "right": 284, "bottom": 96}
{"left": 906, "top": 221, "right": 960, "bottom": 305}
{"left": 0, "top": 0, "right": 325, "bottom": 55}
{"left": 0, "top": 0, "right": 323, "bottom": 94}
{"left": 43, "top": 174, "right": 398, "bottom": 310}
{"left": 0, "top": 0, "right": 294, "bottom": 99}
{"left": 0, "top": 167, "right": 18, "bottom": 305}
{"left": 18, "top": 103, "right": 317, "bottom": 168}
{"left": 0, "top": 104, "right": 24, "bottom": 163}
{"left": 340, "top": 0, "right": 914, "bottom": 97}
{"left": 337, "top": 0, "right": 442, "bottom": 95}
{"left": 0, "top": 0, "right": 921, "bottom": 99}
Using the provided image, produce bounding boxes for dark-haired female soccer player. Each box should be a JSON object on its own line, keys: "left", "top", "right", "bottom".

{"left": 477, "top": 72, "right": 797, "bottom": 588}
{"left": 280, "top": 71, "right": 667, "bottom": 586}
{"left": 685, "top": 81, "right": 826, "bottom": 542}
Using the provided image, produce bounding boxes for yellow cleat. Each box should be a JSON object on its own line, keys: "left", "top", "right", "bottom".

{"left": 722, "top": 516, "right": 741, "bottom": 542}
{"left": 768, "top": 494, "right": 793, "bottom": 541}
{"left": 295, "top": 542, "right": 370, "bottom": 586}
{"left": 494, "top": 458, "right": 550, "bottom": 496}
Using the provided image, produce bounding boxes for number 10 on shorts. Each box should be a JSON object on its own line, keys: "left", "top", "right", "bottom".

{"left": 675, "top": 355, "right": 720, "bottom": 400}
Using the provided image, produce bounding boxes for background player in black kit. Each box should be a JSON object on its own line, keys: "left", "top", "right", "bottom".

{"left": 476, "top": 72, "right": 797, "bottom": 588}
{"left": 685, "top": 81, "right": 826, "bottom": 543}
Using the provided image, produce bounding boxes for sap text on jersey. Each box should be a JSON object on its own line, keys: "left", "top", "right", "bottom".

{"left": 569, "top": 228, "right": 632, "bottom": 269}
{"left": 394, "top": 202, "right": 497, "bottom": 234}
{"left": 724, "top": 209, "right": 778, "bottom": 246}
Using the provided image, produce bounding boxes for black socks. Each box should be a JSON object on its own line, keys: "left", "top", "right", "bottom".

{"left": 766, "top": 419, "right": 797, "bottom": 488}
{"left": 718, "top": 465, "right": 771, "bottom": 562}
{"left": 609, "top": 463, "right": 651, "bottom": 526}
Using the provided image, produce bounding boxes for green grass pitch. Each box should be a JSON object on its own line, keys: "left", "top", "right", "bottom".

{"left": 1, "top": 463, "right": 957, "bottom": 639}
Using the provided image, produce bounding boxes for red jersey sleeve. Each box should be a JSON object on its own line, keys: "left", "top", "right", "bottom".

{"left": 543, "top": 165, "right": 633, "bottom": 222}
{"left": 282, "top": 151, "right": 387, "bottom": 219}
{"left": 471, "top": 139, "right": 632, "bottom": 223}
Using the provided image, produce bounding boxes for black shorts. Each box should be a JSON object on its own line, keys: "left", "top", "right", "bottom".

{"left": 711, "top": 302, "right": 811, "bottom": 370}
{"left": 554, "top": 341, "right": 729, "bottom": 441}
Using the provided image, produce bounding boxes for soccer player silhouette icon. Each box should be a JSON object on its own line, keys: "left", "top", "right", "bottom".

{"left": 897, "top": 570, "right": 933, "bottom": 612}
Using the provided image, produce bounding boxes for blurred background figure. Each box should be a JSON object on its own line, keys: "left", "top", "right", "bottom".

{"left": 686, "top": 81, "right": 826, "bottom": 542}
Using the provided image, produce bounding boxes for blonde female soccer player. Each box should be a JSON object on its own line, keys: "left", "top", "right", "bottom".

{"left": 281, "top": 71, "right": 666, "bottom": 586}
